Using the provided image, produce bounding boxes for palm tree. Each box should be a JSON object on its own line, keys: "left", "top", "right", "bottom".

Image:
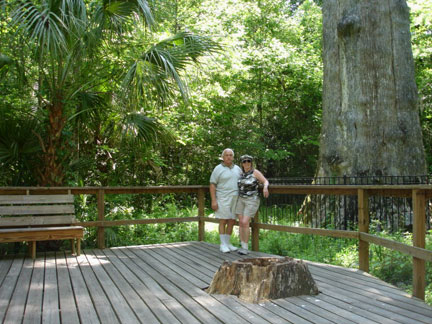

{"left": 5, "top": 0, "right": 219, "bottom": 185}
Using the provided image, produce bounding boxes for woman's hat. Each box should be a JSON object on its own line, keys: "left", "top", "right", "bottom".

{"left": 240, "top": 154, "right": 253, "bottom": 162}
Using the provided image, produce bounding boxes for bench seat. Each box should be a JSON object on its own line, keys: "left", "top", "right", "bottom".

{"left": 0, "top": 194, "right": 84, "bottom": 259}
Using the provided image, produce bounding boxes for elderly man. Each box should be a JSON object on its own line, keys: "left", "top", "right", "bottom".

{"left": 210, "top": 148, "right": 242, "bottom": 252}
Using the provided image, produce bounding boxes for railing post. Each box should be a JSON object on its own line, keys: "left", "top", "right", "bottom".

{"left": 358, "top": 189, "right": 369, "bottom": 272}
{"left": 198, "top": 188, "right": 205, "bottom": 241}
{"left": 251, "top": 210, "right": 260, "bottom": 251}
{"left": 412, "top": 189, "right": 426, "bottom": 300}
{"left": 97, "top": 189, "right": 105, "bottom": 249}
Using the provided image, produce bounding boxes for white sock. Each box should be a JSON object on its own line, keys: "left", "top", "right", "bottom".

{"left": 220, "top": 234, "right": 225, "bottom": 245}
{"left": 223, "top": 234, "right": 231, "bottom": 245}
{"left": 241, "top": 242, "right": 248, "bottom": 250}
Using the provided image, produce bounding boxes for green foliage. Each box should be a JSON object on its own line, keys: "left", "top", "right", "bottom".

{"left": 410, "top": 0, "right": 432, "bottom": 173}
{"left": 0, "top": 113, "right": 42, "bottom": 185}
{"left": 1, "top": 0, "right": 220, "bottom": 185}
{"left": 1, "top": 0, "right": 431, "bottom": 186}
{"left": 259, "top": 231, "right": 359, "bottom": 265}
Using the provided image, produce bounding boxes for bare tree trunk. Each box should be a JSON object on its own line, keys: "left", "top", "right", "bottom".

{"left": 317, "top": 0, "right": 426, "bottom": 177}
{"left": 39, "top": 97, "right": 66, "bottom": 186}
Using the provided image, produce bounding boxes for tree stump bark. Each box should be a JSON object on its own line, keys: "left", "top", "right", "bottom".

{"left": 207, "top": 257, "right": 319, "bottom": 303}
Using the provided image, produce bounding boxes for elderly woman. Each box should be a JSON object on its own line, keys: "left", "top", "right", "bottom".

{"left": 235, "top": 155, "right": 269, "bottom": 255}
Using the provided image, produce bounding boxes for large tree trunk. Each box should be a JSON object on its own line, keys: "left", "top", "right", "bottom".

{"left": 317, "top": 0, "right": 426, "bottom": 177}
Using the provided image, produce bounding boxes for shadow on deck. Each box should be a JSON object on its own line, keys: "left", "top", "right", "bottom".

{"left": 0, "top": 241, "right": 431, "bottom": 323}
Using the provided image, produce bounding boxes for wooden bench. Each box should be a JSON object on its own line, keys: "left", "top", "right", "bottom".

{"left": 0, "top": 194, "right": 84, "bottom": 259}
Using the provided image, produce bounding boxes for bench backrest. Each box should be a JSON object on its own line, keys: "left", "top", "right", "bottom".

{"left": 0, "top": 195, "right": 76, "bottom": 227}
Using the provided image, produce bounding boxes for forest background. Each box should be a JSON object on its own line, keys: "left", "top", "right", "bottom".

{"left": 0, "top": 0, "right": 431, "bottom": 186}
{"left": 1, "top": 0, "right": 432, "bottom": 304}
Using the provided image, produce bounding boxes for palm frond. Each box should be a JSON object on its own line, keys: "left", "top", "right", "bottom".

{"left": 0, "top": 53, "right": 13, "bottom": 78}
{"left": 97, "top": 0, "right": 154, "bottom": 32}
{"left": 11, "top": 1, "right": 68, "bottom": 56}
{"left": 68, "top": 91, "right": 109, "bottom": 124}
{"left": 122, "top": 112, "right": 174, "bottom": 147}
{"left": 123, "top": 31, "right": 221, "bottom": 105}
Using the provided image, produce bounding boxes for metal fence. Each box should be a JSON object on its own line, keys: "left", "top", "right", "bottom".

{"left": 260, "top": 175, "right": 432, "bottom": 232}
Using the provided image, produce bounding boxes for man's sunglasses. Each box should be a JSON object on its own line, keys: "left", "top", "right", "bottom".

{"left": 242, "top": 160, "right": 252, "bottom": 163}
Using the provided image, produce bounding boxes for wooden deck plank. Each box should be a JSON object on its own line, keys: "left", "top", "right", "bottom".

{"left": 156, "top": 243, "right": 314, "bottom": 324}
{"left": 43, "top": 253, "right": 60, "bottom": 324}
{"left": 314, "top": 278, "right": 424, "bottom": 324}
{"left": 158, "top": 242, "right": 330, "bottom": 324}
{"left": 309, "top": 266, "right": 432, "bottom": 322}
{"left": 101, "top": 248, "right": 184, "bottom": 324}
{"left": 160, "top": 299, "right": 201, "bottom": 324}
{"left": 91, "top": 249, "right": 161, "bottom": 323}
{"left": 132, "top": 246, "right": 253, "bottom": 324}
{"left": 0, "top": 257, "right": 24, "bottom": 322}
{"left": 166, "top": 243, "right": 296, "bottom": 323}
{"left": 0, "top": 256, "right": 13, "bottom": 286}
{"left": 23, "top": 258, "right": 44, "bottom": 324}
{"left": 136, "top": 245, "right": 270, "bottom": 321}
{"left": 271, "top": 298, "right": 336, "bottom": 324}
{"left": 210, "top": 294, "right": 272, "bottom": 324}
{"left": 259, "top": 301, "right": 317, "bottom": 324}
{"left": 163, "top": 242, "right": 223, "bottom": 270}
{"left": 83, "top": 250, "right": 140, "bottom": 324}
{"left": 113, "top": 246, "right": 223, "bottom": 324}
{"left": 108, "top": 247, "right": 175, "bottom": 301}
{"left": 148, "top": 243, "right": 215, "bottom": 281}
{"left": 0, "top": 242, "right": 431, "bottom": 324}
{"left": 75, "top": 253, "right": 119, "bottom": 323}
{"left": 305, "top": 292, "right": 406, "bottom": 324}
{"left": 307, "top": 260, "right": 430, "bottom": 309}
{"left": 66, "top": 254, "right": 101, "bottom": 323}
{"left": 220, "top": 296, "right": 295, "bottom": 324}
{"left": 137, "top": 244, "right": 213, "bottom": 287}
{"left": 164, "top": 241, "right": 374, "bottom": 324}
{"left": 56, "top": 253, "right": 81, "bottom": 324}
{"left": 3, "top": 258, "right": 33, "bottom": 324}
{"left": 132, "top": 246, "right": 210, "bottom": 296}
{"left": 155, "top": 242, "right": 218, "bottom": 275}
{"left": 266, "top": 296, "right": 358, "bottom": 324}
{"left": 317, "top": 286, "right": 411, "bottom": 324}
{"left": 184, "top": 242, "right": 430, "bottom": 324}
{"left": 299, "top": 295, "right": 378, "bottom": 324}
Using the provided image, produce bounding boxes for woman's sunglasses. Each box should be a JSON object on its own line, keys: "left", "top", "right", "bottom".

{"left": 242, "top": 160, "right": 252, "bottom": 163}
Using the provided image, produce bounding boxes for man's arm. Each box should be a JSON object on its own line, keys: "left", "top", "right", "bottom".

{"left": 210, "top": 183, "right": 218, "bottom": 211}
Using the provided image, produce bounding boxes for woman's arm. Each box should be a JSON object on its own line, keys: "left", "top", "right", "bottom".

{"left": 253, "top": 170, "right": 269, "bottom": 198}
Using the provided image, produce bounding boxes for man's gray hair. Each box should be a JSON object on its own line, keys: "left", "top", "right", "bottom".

{"left": 221, "top": 148, "right": 234, "bottom": 159}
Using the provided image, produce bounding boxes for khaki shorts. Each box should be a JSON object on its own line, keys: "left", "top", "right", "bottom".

{"left": 215, "top": 195, "right": 238, "bottom": 219}
{"left": 235, "top": 196, "right": 260, "bottom": 218}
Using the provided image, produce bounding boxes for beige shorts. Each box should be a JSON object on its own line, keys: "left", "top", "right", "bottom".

{"left": 235, "top": 196, "right": 260, "bottom": 218}
{"left": 215, "top": 195, "right": 238, "bottom": 219}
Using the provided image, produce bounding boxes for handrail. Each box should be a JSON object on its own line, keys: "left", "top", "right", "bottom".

{"left": 0, "top": 184, "right": 431, "bottom": 300}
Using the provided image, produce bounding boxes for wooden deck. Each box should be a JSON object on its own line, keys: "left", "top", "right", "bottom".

{"left": 0, "top": 241, "right": 431, "bottom": 324}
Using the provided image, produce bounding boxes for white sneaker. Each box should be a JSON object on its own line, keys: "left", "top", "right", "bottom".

{"left": 238, "top": 248, "right": 248, "bottom": 255}
{"left": 222, "top": 234, "right": 238, "bottom": 251}
{"left": 227, "top": 243, "right": 238, "bottom": 252}
{"left": 220, "top": 244, "right": 230, "bottom": 253}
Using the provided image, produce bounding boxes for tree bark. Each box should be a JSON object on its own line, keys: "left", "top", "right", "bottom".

{"left": 40, "top": 97, "right": 66, "bottom": 186}
{"left": 318, "top": 0, "right": 426, "bottom": 178}
{"left": 207, "top": 257, "right": 319, "bottom": 303}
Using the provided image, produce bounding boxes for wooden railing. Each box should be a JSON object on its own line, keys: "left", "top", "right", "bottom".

{"left": 0, "top": 185, "right": 431, "bottom": 300}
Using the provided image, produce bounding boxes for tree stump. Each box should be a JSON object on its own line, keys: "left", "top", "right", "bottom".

{"left": 207, "top": 257, "right": 319, "bottom": 303}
